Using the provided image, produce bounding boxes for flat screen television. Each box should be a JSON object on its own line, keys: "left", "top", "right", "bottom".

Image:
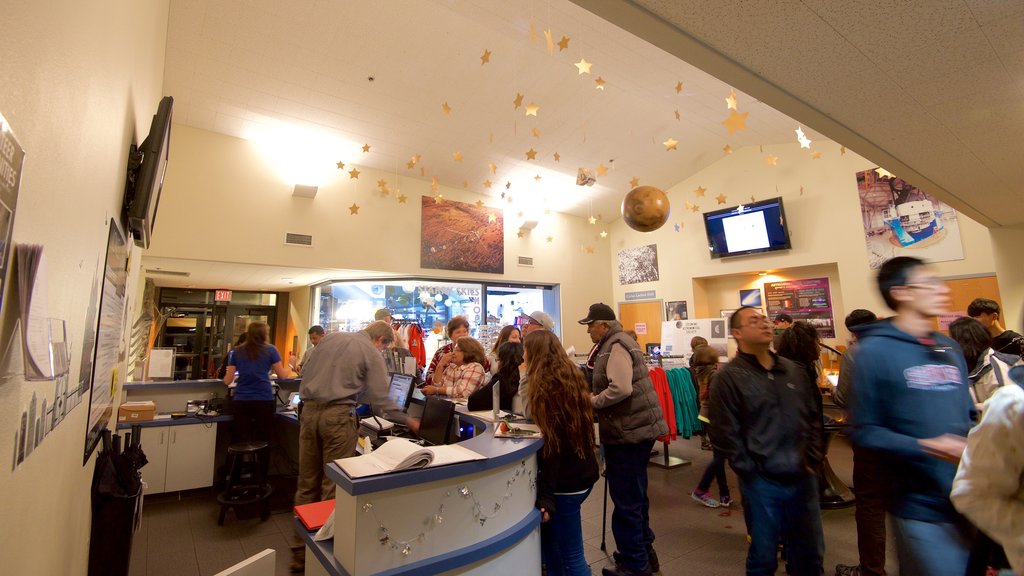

{"left": 126, "top": 96, "right": 173, "bottom": 249}
{"left": 702, "top": 196, "right": 791, "bottom": 259}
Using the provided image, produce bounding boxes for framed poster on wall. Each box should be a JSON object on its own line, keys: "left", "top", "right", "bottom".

{"left": 764, "top": 277, "right": 836, "bottom": 338}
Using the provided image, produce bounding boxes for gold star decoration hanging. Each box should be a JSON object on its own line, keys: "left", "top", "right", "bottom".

{"left": 723, "top": 144, "right": 734, "bottom": 154}
{"left": 534, "top": 174, "right": 542, "bottom": 182}
{"left": 750, "top": 195, "right": 756, "bottom": 203}
{"left": 544, "top": 29, "right": 554, "bottom": 54}
{"left": 376, "top": 178, "right": 387, "bottom": 189}
{"left": 595, "top": 77, "right": 606, "bottom": 90}
{"left": 685, "top": 201, "right": 695, "bottom": 211}
{"left": 795, "top": 127, "right": 812, "bottom": 149}
{"left": 441, "top": 101, "right": 452, "bottom": 116}
{"left": 480, "top": 49, "right": 491, "bottom": 65}
{"left": 488, "top": 213, "right": 497, "bottom": 223}
{"left": 517, "top": 229, "right": 525, "bottom": 238}
{"left": 840, "top": 146, "right": 847, "bottom": 155}
{"left": 695, "top": 186, "right": 706, "bottom": 197}
{"left": 531, "top": 127, "right": 541, "bottom": 138}
{"left": 349, "top": 203, "right": 360, "bottom": 215}
{"left": 690, "top": 203, "right": 701, "bottom": 213}
{"left": 336, "top": 161, "right": 345, "bottom": 169}
{"left": 600, "top": 230, "right": 608, "bottom": 238}
{"left": 875, "top": 167, "right": 894, "bottom": 179}
{"left": 462, "top": 180, "right": 469, "bottom": 189}
{"left": 513, "top": 93, "right": 524, "bottom": 110}
{"left": 558, "top": 36, "right": 570, "bottom": 51}
{"left": 588, "top": 215, "right": 597, "bottom": 225}
{"left": 674, "top": 109, "right": 681, "bottom": 121}
{"left": 483, "top": 179, "right": 493, "bottom": 188}
{"left": 434, "top": 194, "right": 444, "bottom": 204}
{"left": 488, "top": 163, "right": 497, "bottom": 174}
{"left": 452, "top": 151, "right": 463, "bottom": 162}
{"left": 475, "top": 200, "right": 484, "bottom": 208}
{"left": 505, "top": 181, "right": 512, "bottom": 189}
{"left": 663, "top": 138, "right": 679, "bottom": 151}
{"left": 811, "top": 151, "right": 823, "bottom": 159}
{"left": 716, "top": 193, "right": 728, "bottom": 205}
{"left": 726, "top": 89, "right": 738, "bottom": 110}
{"left": 675, "top": 81, "right": 684, "bottom": 94}
{"left": 722, "top": 109, "right": 749, "bottom": 135}
{"left": 398, "top": 194, "right": 408, "bottom": 204}
{"left": 553, "top": 152, "right": 561, "bottom": 162}
{"left": 517, "top": 211, "right": 524, "bottom": 218}
{"left": 362, "top": 144, "right": 371, "bottom": 153}
{"left": 544, "top": 207, "right": 551, "bottom": 215}
{"left": 800, "top": 186, "right": 805, "bottom": 196}
{"left": 674, "top": 223, "right": 681, "bottom": 232}
{"left": 596, "top": 163, "right": 609, "bottom": 176}
{"left": 525, "top": 148, "right": 538, "bottom": 160}
{"left": 765, "top": 154, "right": 778, "bottom": 166}
{"left": 348, "top": 168, "right": 361, "bottom": 179}
{"left": 546, "top": 235, "right": 554, "bottom": 243}
{"left": 630, "top": 176, "right": 640, "bottom": 187}
{"left": 575, "top": 58, "right": 592, "bottom": 75}
{"left": 525, "top": 102, "right": 539, "bottom": 116}
{"left": 406, "top": 159, "right": 416, "bottom": 169}
{"left": 585, "top": 245, "right": 594, "bottom": 254}
{"left": 506, "top": 195, "right": 514, "bottom": 204}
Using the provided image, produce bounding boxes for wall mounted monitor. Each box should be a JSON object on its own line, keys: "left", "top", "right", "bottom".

{"left": 702, "top": 196, "right": 791, "bottom": 259}
{"left": 125, "top": 96, "right": 173, "bottom": 248}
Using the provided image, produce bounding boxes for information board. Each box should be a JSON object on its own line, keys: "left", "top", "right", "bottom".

{"left": 764, "top": 277, "right": 836, "bottom": 338}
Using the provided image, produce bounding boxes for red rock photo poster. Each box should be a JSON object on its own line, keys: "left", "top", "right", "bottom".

{"left": 421, "top": 196, "right": 504, "bottom": 274}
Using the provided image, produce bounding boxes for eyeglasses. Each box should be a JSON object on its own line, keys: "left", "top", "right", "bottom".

{"left": 903, "top": 278, "right": 945, "bottom": 290}
{"left": 741, "top": 316, "right": 771, "bottom": 327}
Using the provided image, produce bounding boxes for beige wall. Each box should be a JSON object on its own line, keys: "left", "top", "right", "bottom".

{"left": 147, "top": 125, "right": 613, "bottom": 352}
{"left": 0, "top": 0, "right": 169, "bottom": 573}
{"left": 990, "top": 224, "right": 1024, "bottom": 332}
{"left": 609, "top": 142, "right": 998, "bottom": 346}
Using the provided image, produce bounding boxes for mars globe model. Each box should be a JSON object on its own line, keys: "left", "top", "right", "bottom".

{"left": 621, "top": 185, "right": 670, "bottom": 232}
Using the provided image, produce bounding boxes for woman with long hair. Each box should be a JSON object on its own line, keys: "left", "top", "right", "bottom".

{"left": 487, "top": 325, "right": 522, "bottom": 375}
{"left": 777, "top": 320, "right": 823, "bottom": 387}
{"left": 468, "top": 341, "right": 523, "bottom": 411}
{"left": 690, "top": 345, "right": 730, "bottom": 508}
{"left": 523, "top": 330, "right": 599, "bottom": 576}
{"left": 223, "top": 322, "right": 290, "bottom": 444}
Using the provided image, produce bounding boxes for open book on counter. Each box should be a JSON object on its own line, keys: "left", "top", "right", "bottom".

{"left": 336, "top": 437, "right": 486, "bottom": 478}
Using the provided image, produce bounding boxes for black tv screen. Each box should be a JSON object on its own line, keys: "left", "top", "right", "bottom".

{"left": 703, "top": 196, "right": 791, "bottom": 259}
{"left": 127, "top": 96, "right": 173, "bottom": 248}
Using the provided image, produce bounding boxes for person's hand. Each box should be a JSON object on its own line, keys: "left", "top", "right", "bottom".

{"left": 919, "top": 434, "right": 968, "bottom": 464}
{"left": 438, "top": 352, "right": 454, "bottom": 367}
{"left": 539, "top": 508, "right": 550, "bottom": 523}
{"left": 406, "top": 418, "right": 421, "bottom": 434}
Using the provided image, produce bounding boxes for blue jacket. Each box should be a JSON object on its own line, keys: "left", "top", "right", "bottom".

{"left": 850, "top": 319, "right": 975, "bottom": 522}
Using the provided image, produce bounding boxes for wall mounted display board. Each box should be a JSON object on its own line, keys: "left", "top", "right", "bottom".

{"left": 665, "top": 300, "right": 687, "bottom": 321}
{"left": 764, "top": 277, "right": 836, "bottom": 338}
{"left": 420, "top": 196, "right": 504, "bottom": 274}
{"left": 855, "top": 169, "right": 964, "bottom": 270}
{"left": 739, "top": 289, "right": 762, "bottom": 307}
{"left": 0, "top": 112, "right": 25, "bottom": 321}
{"left": 83, "top": 219, "right": 129, "bottom": 463}
{"left": 661, "top": 318, "right": 728, "bottom": 363}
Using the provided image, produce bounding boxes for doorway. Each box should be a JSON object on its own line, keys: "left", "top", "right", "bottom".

{"left": 618, "top": 300, "right": 663, "bottom": 352}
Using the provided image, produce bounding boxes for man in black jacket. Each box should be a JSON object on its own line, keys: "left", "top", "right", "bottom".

{"left": 710, "top": 306, "right": 825, "bottom": 576}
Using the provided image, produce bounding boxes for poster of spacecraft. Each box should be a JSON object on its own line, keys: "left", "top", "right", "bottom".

{"left": 855, "top": 169, "right": 964, "bottom": 270}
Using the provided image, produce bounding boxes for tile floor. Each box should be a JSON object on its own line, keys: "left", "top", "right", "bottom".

{"left": 128, "top": 434, "right": 898, "bottom": 575}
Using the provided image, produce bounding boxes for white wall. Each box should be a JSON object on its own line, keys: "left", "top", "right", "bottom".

{"left": 608, "top": 142, "right": 998, "bottom": 345}
{"left": 146, "top": 125, "right": 613, "bottom": 352}
{"left": 0, "top": 1, "right": 169, "bottom": 574}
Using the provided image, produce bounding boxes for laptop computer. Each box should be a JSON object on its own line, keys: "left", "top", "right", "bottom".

{"left": 418, "top": 396, "right": 456, "bottom": 446}
{"left": 387, "top": 373, "right": 416, "bottom": 412}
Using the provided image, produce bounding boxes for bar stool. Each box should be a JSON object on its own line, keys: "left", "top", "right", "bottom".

{"left": 217, "top": 440, "right": 273, "bottom": 525}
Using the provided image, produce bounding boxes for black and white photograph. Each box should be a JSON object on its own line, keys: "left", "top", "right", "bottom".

{"left": 617, "top": 244, "right": 660, "bottom": 285}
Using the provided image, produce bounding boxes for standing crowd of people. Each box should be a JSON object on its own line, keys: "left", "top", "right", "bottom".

{"left": 227, "top": 258, "right": 1022, "bottom": 576}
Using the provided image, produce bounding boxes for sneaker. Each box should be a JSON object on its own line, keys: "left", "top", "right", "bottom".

{"left": 691, "top": 490, "right": 720, "bottom": 508}
{"left": 719, "top": 495, "right": 732, "bottom": 507}
{"left": 834, "top": 565, "right": 861, "bottom": 576}
{"left": 700, "top": 436, "right": 713, "bottom": 451}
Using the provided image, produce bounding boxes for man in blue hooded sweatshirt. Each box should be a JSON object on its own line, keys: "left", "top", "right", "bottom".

{"left": 850, "top": 256, "right": 976, "bottom": 576}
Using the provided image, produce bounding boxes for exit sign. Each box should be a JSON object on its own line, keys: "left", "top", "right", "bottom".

{"left": 214, "top": 290, "right": 232, "bottom": 302}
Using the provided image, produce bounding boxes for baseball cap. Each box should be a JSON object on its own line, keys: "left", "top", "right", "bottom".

{"left": 774, "top": 313, "right": 793, "bottom": 324}
{"left": 374, "top": 308, "right": 393, "bottom": 321}
{"left": 522, "top": 310, "right": 555, "bottom": 331}
{"left": 578, "top": 303, "right": 616, "bottom": 324}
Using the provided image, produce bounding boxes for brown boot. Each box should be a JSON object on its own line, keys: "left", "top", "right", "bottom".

{"left": 289, "top": 545, "right": 305, "bottom": 573}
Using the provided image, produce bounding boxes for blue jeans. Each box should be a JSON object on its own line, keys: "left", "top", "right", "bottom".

{"left": 697, "top": 449, "right": 730, "bottom": 497}
{"left": 892, "top": 516, "right": 973, "bottom": 576}
{"left": 739, "top": 472, "right": 824, "bottom": 576}
{"left": 604, "top": 440, "right": 656, "bottom": 573}
{"left": 541, "top": 488, "right": 593, "bottom": 576}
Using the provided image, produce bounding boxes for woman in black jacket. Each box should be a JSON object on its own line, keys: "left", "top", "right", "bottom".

{"left": 523, "top": 330, "right": 599, "bottom": 576}
{"left": 466, "top": 341, "right": 523, "bottom": 411}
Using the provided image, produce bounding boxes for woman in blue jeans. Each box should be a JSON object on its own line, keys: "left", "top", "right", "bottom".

{"left": 524, "top": 330, "right": 600, "bottom": 576}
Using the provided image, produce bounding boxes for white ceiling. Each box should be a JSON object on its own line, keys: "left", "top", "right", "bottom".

{"left": 154, "top": 0, "right": 1023, "bottom": 291}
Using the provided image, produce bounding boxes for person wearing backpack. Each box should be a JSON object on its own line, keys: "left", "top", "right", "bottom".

{"left": 949, "top": 317, "right": 1022, "bottom": 407}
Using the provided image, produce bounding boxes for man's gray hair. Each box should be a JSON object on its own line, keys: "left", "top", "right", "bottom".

{"left": 364, "top": 320, "right": 395, "bottom": 344}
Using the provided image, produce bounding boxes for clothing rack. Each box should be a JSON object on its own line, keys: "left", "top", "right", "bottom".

{"left": 646, "top": 362, "right": 695, "bottom": 470}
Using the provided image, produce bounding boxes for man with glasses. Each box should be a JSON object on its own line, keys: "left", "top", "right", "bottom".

{"left": 850, "top": 257, "right": 976, "bottom": 576}
{"left": 710, "top": 306, "right": 825, "bottom": 576}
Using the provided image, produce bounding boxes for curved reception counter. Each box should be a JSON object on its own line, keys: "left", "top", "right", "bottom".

{"left": 300, "top": 412, "right": 544, "bottom": 576}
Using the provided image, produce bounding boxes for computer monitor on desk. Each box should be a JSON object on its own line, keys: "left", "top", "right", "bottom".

{"left": 387, "top": 373, "right": 415, "bottom": 412}
{"left": 418, "top": 397, "right": 456, "bottom": 446}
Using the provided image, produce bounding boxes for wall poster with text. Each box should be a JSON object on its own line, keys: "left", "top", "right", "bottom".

{"left": 764, "top": 277, "right": 836, "bottom": 338}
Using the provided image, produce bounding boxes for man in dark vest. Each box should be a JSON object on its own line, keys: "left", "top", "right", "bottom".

{"left": 581, "top": 303, "right": 668, "bottom": 576}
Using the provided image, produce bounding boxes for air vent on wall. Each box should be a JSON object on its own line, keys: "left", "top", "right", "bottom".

{"left": 517, "top": 256, "right": 534, "bottom": 267}
{"left": 285, "top": 233, "right": 313, "bottom": 246}
{"left": 146, "top": 269, "right": 190, "bottom": 277}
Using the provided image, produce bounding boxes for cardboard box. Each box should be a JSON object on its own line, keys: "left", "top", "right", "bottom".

{"left": 118, "top": 401, "right": 156, "bottom": 422}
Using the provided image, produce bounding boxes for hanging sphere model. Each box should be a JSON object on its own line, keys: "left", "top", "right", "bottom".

{"left": 621, "top": 186, "right": 670, "bottom": 232}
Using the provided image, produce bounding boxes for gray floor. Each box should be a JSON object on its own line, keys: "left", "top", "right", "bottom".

{"left": 128, "top": 435, "right": 897, "bottom": 575}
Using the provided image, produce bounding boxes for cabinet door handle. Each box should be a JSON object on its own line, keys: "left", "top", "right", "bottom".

{"left": 160, "top": 431, "right": 165, "bottom": 445}
{"left": 172, "top": 430, "right": 177, "bottom": 443}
